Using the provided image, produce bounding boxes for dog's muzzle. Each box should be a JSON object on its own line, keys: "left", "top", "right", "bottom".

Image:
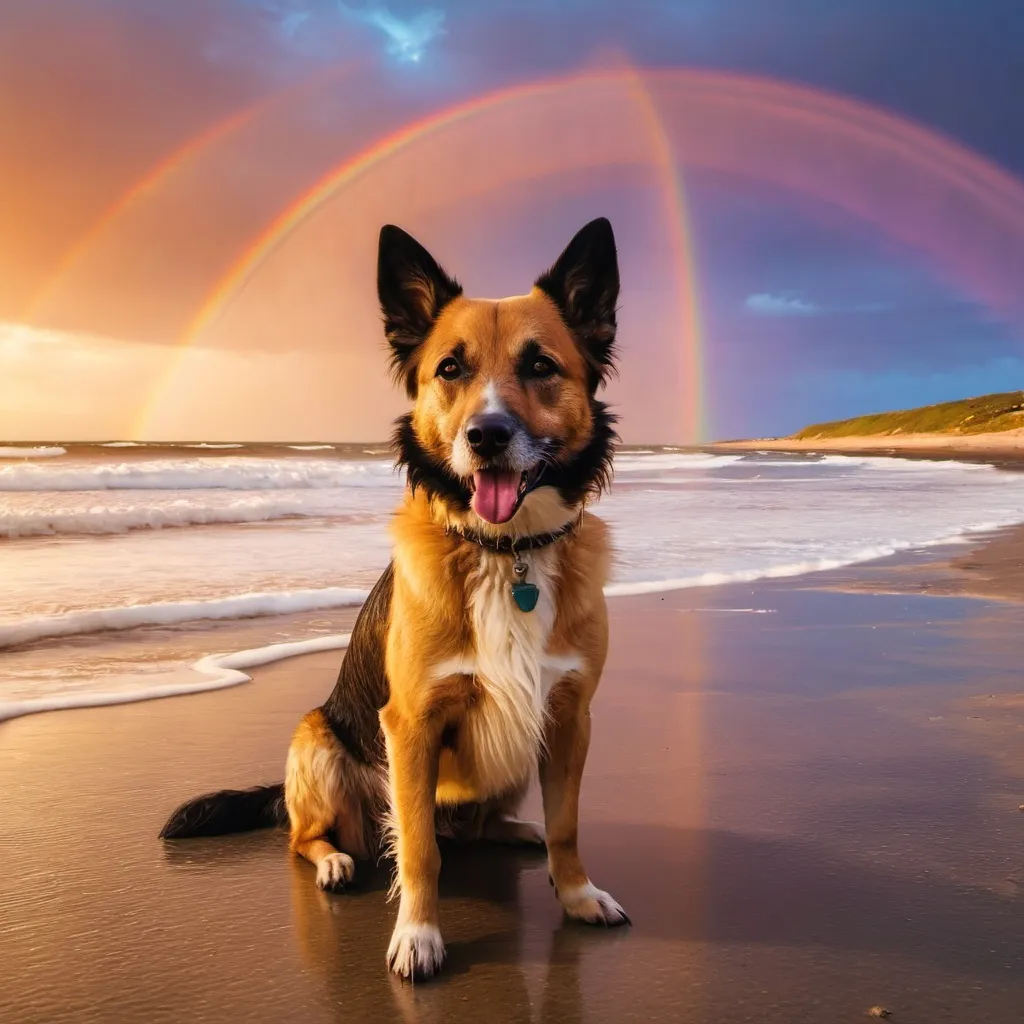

{"left": 462, "top": 413, "right": 543, "bottom": 525}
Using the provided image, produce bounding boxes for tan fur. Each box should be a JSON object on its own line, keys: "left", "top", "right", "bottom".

{"left": 285, "top": 709, "right": 384, "bottom": 869}
{"left": 411, "top": 293, "right": 595, "bottom": 514}
{"left": 380, "top": 500, "right": 608, "bottom": 795}
{"left": 283, "top": 275, "right": 625, "bottom": 979}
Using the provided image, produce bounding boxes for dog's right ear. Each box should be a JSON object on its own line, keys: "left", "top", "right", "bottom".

{"left": 377, "top": 225, "right": 463, "bottom": 397}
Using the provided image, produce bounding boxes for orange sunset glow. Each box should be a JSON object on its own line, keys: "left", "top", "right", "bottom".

{"left": 3, "top": 1, "right": 1023, "bottom": 444}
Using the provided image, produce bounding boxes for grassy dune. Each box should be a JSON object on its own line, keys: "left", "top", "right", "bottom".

{"left": 793, "top": 391, "right": 1024, "bottom": 440}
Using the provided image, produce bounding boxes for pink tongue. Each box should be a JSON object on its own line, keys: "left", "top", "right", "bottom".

{"left": 472, "top": 470, "right": 521, "bottom": 524}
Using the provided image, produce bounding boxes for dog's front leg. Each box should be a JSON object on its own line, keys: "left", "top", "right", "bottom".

{"left": 540, "top": 685, "right": 630, "bottom": 927}
{"left": 380, "top": 702, "right": 446, "bottom": 980}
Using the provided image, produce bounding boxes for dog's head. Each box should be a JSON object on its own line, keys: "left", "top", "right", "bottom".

{"left": 380, "top": 218, "right": 619, "bottom": 532}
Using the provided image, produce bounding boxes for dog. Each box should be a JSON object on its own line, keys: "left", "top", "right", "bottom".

{"left": 160, "top": 217, "right": 629, "bottom": 980}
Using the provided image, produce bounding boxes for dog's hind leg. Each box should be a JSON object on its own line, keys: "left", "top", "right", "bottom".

{"left": 480, "top": 781, "right": 545, "bottom": 847}
{"left": 440, "top": 786, "right": 545, "bottom": 847}
{"left": 285, "top": 709, "right": 383, "bottom": 891}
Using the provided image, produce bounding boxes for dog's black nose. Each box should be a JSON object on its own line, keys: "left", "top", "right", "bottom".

{"left": 466, "top": 413, "right": 515, "bottom": 459}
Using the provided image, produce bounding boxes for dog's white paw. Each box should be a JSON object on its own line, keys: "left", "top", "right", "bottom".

{"left": 482, "top": 815, "right": 546, "bottom": 846}
{"left": 558, "top": 881, "right": 630, "bottom": 927}
{"left": 386, "top": 922, "right": 446, "bottom": 981}
{"left": 316, "top": 852, "right": 355, "bottom": 890}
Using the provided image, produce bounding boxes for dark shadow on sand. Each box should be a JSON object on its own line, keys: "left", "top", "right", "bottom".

{"left": 267, "top": 811, "right": 1022, "bottom": 1022}
{"left": 160, "top": 795, "right": 1022, "bottom": 982}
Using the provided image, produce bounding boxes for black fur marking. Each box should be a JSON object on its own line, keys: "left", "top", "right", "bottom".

{"left": 439, "top": 341, "right": 469, "bottom": 374}
{"left": 158, "top": 783, "right": 286, "bottom": 839}
{"left": 391, "top": 413, "right": 473, "bottom": 511}
{"left": 534, "top": 217, "right": 619, "bottom": 394}
{"left": 392, "top": 399, "right": 617, "bottom": 513}
{"left": 320, "top": 562, "right": 394, "bottom": 765}
{"left": 440, "top": 723, "right": 458, "bottom": 750}
{"left": 516, "top": 339, "right": 563, "bottom": 382}
{"left": 451, "top": 519, "right": 577, "bottom": 554}
{"left": 378, "top": 225, "right": 463, "bottom": 398}
{"left": 535, "top": 400, "right": 618, "bottom": 505}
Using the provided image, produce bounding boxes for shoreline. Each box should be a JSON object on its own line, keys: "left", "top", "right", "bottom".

{"left": 3, "top": 443, "right": 1023, "bottom": 724}
{"left": 710, "top": 430, "right": 1024, "bottom": 467}
{"left": 3, "top": 516, "right": 1023, "bottom": 725}
{"left": 818, "top": 521, "right": 1024, "bottom": 604}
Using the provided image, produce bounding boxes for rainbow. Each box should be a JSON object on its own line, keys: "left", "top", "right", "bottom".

{"left": 139, "top": 67, "right": 1024, "bottom": 441}
{"left": 624, "top": 71, "right": 705, "bottom": 442}
{"left": 22, "top": 61, "right": 362, "bottom": 324}
{"left": 156, "top": 68, "right": 708, "bottom": 441}
{"left": 177, "top": 72, "right": 685, "bottom": 344}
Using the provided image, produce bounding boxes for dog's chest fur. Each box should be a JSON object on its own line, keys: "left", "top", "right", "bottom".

{"left": 437, "top": 547, "right": 579, "bottom": 799}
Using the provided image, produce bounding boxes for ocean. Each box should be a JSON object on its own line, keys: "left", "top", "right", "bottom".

{"left": 2, "top": 442, "right": 1022, "bottom": 720}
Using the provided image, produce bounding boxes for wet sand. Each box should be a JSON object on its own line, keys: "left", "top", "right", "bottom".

{"left": 824, "top": 521, "right": 1024, "bottom": 604}
{"left": 3, "top": 564, "right": 1024, "bottom": 1023}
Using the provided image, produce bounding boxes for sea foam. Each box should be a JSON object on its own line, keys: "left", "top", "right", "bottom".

{"left": 614, "top": 452, "right": 744, "bottom": 472}
{"left": 5, "top": 449, "right": 1024, "bottom": 723}
{"left": 2, "top": 519, "right": 1003, "bottom": 651}
{"left": 0, "top": 446, "right": 66, "bottom": 459}
{"left": 0, "top": 529, "right": 977, "bottom": 721}
{"left": 0, "top": 457, "right": 401, "bottom": 492}
{"left": 0, "top": 496, "right": 323, "bottom": 538}
{"left": 0, "top": 588, "right": 369, "bottom": 649}
{"left": 0, "top": 634, "right": 352, "bottom": 722}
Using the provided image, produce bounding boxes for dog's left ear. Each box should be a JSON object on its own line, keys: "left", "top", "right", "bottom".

{"left": 378, "top": 225, "right": 463, "bottom": 397}
{"left": 534, "top": 217, "right": 619, "bottom": 392}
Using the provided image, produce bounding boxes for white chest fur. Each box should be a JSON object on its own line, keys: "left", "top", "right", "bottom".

{"left": 432, "top": 548, "right": 581, "bottom": 797}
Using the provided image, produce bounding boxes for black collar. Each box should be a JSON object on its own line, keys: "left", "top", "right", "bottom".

{"left": 448, "top": 519, "right": 578, "bottom": 554}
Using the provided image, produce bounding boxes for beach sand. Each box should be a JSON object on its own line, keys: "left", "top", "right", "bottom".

{"left": 3, "top": 536, "right": 1024, "bottom": 1022}
{"left": 712, "top": 429, "right": 1024, "bottom": 464}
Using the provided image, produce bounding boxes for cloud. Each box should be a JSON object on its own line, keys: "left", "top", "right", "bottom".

{"left": 0, "top": 321, "right": 335, "bottom": 441}
{"left": 338, "top": 3, "right": 446, "bottom": 63}
{"left": 743, "top": 293, "right": 896, "bottom": 316}
{"left": 744, "top": 292, "right": 820, "bottom": 315}
{"left": 279, "top": 10, "right": 311, "bottom": 36}
{"left": 0, "top": 322, "right": 165, "bottom": 428}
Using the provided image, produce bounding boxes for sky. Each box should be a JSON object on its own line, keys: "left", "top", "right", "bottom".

{"left": 2, "top": 0, "right": 1023, "bottom": 442}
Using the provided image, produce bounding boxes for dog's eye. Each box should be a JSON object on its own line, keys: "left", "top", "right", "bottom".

{"left": 529, "top": 356, "right": 558, "bottom": 379}
{"left": 436, "top": 358, "right": 462, "bottom": 381}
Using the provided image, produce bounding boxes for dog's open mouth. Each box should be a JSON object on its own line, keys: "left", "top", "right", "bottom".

{"left": 470, "top": 466, "right": 542, "bottom": 524}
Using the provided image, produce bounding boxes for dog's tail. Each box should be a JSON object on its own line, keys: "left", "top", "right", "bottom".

{"left": 159, "top": 783, "right": 288, "bottom": 839}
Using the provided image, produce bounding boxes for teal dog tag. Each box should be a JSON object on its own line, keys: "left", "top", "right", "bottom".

{"left": 511, "top": 582, "right": 540, "bottom": 612}
{"left": 511, "top": 554, "right": 539, "bottom": 612}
